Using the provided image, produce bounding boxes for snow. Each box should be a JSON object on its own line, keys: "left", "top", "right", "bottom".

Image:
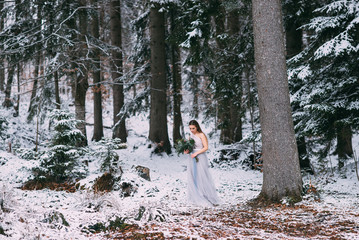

{"left": 1, "top": 113, "right": 359, "bottom": 239}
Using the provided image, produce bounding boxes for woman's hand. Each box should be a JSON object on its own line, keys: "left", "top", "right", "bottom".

{"left": 191, "top": 153, "right": 198, "bottom": 159}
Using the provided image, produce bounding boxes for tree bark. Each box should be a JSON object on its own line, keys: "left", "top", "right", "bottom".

{"left": 110, "top": 0, "right": 127, "bottom": 142}
{"left": 285, "top": 21, "right": 302, "bottom": 59}
{"left": 228, "top": 8, "right": 243, "bottom": 143}
{"left": 54, "top": 71, "right": 61, "bottom": 109}
{"left": 252, "top": 0, "right": 302, "bottom": 202}
{"left": 91, "top": 0, "right": 104, "bottom": 141}
{"left": 28, "top": 2, "right": 43, "bottom": 120}
{"left": 28, "top": 55, "right": 41, "bottom": 118}
{"left": 74, "top": 0, "right": 89, "bottom": 146}
{"left": 170, "top": 9, "right": 183, "bottom": 145}
{"left": 245, "top": 68, "right": 256, "bottom": 156}
{"left": 214, "top": 5, "right": 232, "bottom": 144}
{"left": 0, "top": 0, "right": 4, "bottom": 92}
{"left": 14, "top": 63, "right": 21, "bottom": 117}
{"left": 2, "top": 66, "right": 15, "bottom": 108}
{"left": 192, "top": 66, "right": 199, "bottom": 119}
{"left": 336, "top": 125, "right": 353, "bottom": 168}
{"left": 3, "top": 0, "right": 21, "bottom": 108}
{"left": 46, "top": 0, "right": 61, "bottom": 109}
{"left": 149, "top": 3, "right": 171, "bottom": 154}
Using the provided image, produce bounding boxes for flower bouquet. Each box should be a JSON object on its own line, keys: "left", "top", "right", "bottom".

{"left": 175, "top": 138, "right": 198, "bottom": 162}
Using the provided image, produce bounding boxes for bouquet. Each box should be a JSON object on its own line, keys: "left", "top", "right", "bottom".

{"left": 175, "top": 138, "right": 198, "bottom": 162}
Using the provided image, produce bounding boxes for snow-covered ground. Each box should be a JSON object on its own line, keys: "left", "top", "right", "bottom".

{"left": 0, "top": 113, "right": 358, "bottom": 239}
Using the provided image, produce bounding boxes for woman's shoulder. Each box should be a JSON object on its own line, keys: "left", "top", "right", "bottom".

{"left": 198, "top": 132, "right": 207, "bottom": 139}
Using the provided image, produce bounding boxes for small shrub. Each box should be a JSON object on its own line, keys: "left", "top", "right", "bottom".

{"left": 42, "top": 211, "right": 70, "bottom": 228}
{"left": 92, "top": 138, "right": 124, "bottom": 173}
{"left": 0, "top": 224, "right": 5, "bottom": 236}
{"left": 82, "top": 216, "right": 131, "bottom": 234}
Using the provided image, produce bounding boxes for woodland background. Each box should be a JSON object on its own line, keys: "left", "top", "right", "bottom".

{"left": 0, "top": 0, "right": 358, "bottom": 239}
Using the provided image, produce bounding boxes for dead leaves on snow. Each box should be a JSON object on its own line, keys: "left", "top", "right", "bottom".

{"left": 100, "top": 204, "right": 359, "bottom": 239}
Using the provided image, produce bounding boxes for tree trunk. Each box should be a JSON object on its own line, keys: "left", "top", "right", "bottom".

{"left": 74, "top": 0, "right": 89, "bottom": 146}
{"left": 47, "top": 1, "right": 60, "bottom": 109}
{"left": 252, "top": 0, "right": 302, "bottom": 202}
{"left": 149, "top": 3, "right": 171, "bottom": 154}
{"left": 0, "top": 1, "right": 4, "bottom": 92}
{"left": 91, "top": 0, "right": 104, "bottom": 141}
{"left": 336, "top": 125, "right": 353, "bottom": 169}
{"left": 14, "top": 63, "right": 21, "bottom": 117}
{"left": 2, "top": 0, "right": 21, "bottom": 108}
{"left": 228, "top": 8, "right": 243, "bottom": 143}
{"left": 54, "top": 71, "right": 61, "bottom": 109}
{"left": 28, "top": 55, "right": 41, "bottom": 118}
{"left": 230, "top": 102, "right": 242, "bottom": 142}
{"left": 110, "top": 0, "right": 127, "bottom": 142}
{"left": 192, "top": 66, "right": 199, "bottom": 119}
{"left": 28, "top": 2, "right": 43, "bottom": 120}
{"left": 0, "top": 61, "right": 4, "bottom": 92}
{"left": 214, "top": 5, "right": 232, "bottom": 144}
{"left": 285, "top": 22, "right": 302, "bottom": 59}
{"left": 170, "top": 9, "right": 183, "bottom": 144}
{"left": 245, "top": 68, "right": 256, "bottom": 156}
{"left": 2, "top": 66, "right": 15, "bottom": 108}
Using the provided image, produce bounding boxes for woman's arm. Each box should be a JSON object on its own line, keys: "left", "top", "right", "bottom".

{"left": 191, "top": 133, "right": 208, "bottom": 158}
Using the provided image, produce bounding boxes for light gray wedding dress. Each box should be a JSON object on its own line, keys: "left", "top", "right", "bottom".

{"left": 187, "top": 133, "right": 220, "bottom": 206}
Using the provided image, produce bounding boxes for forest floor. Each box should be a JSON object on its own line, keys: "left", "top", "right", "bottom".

{"left": 99, "top": 202, "right": 359, "bottom": 239}
{"left": 1, "top": 114, "right": 359, "bottom": 239}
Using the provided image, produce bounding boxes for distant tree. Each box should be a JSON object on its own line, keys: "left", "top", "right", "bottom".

{"left": 28, "top": 2, "right": 43, "bottom": 120}
{"left": 0, "top": 0, "right": 5, "bottom": 92}
{"left": 73, "top": 0, "right": 89, "bottom": 146}
{"left": 179, "top": 0, "right": 251, "bottom": 144}
{"left": 252, "top": 0, "right": 302, "bottom": 202}
{"left": 168, "top": 4, "right": 183, "bottom": 144}
{"left": 110, "top": 0, "right": 127, "bottom": 142}
{"left": 2, "top": 0, "right": 23, "bottom": 108}
{"left": 91, "top": 0, "right": 104, "bottom": 142}
{"left": 148, "top": 1, "right": 171, "bottom": 154}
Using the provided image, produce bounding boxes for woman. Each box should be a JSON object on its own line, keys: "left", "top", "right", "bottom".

{"left": 184, "top": 120, "right": 220, "bottom": 206}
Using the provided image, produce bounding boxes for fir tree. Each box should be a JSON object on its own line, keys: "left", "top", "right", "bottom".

{"left": 33, "top": 109, "right": 86, "bottom": 182}
{"left": 288, "top": 1, "right": 359, "bottom": 165}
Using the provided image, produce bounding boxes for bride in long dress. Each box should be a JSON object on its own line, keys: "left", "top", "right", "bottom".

{"left": 184, "top": 120, "right": 220, "bottom": 206}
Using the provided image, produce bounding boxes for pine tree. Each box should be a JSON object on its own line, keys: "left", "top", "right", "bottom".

{"left": 33, "top": 109, "right": 86, "bottom": 182}
{"left": 288, "top": 1, "right": 359, "bottom": 166}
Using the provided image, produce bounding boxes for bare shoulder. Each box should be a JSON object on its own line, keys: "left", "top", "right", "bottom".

{"left": 199, "top": 133, "right": 207, "bottom": 140}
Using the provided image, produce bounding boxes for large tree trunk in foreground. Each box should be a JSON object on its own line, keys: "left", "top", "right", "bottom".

{"left": 110, "top": 0, "right": 127, "bottom": 142}
{"left": 252, "top": 0, "right": 302, "bottom": 203}
{"left": 148, "top": 3, "right": 171, "bottom": 154}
